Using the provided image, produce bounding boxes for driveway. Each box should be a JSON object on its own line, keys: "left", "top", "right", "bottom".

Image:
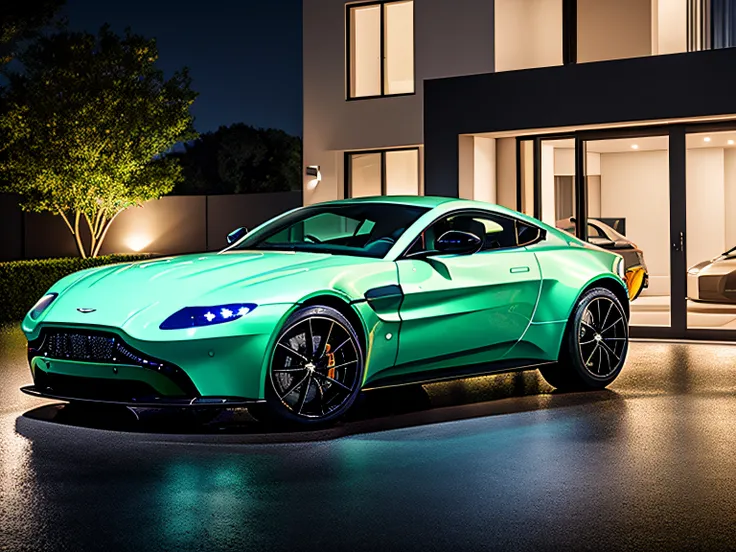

{"left": 2, "top": 324, "right": 736, "bottom": 551}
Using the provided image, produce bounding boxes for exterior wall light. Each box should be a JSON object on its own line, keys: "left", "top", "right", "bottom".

{"left": 306, "top": 165, "right": 322, "bottom": 190}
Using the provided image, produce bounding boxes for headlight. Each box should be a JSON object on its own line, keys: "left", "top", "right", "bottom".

{"left": 29, "top": 293, "right": 58, "bottom": 320}
{"left": 688, "top": 267, "right": 701, "bottom": 275}
{"left": 160, "top": 303, "right": 257, "bottom": 330}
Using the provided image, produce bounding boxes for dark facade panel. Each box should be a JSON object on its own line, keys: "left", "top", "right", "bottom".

{"left": 424, "top": 48, "right": 736, "bottom": 197}
{"left": 25, "top": 212, "right": 79, "bottom": 259}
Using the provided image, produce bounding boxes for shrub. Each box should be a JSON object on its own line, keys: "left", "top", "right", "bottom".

{"left": 0, "top": 255, "right": 149, "bottom": 325}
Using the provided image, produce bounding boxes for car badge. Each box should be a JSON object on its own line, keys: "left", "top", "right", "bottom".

{"left": 77, "top": 308, "right": 97, "bottom": 314}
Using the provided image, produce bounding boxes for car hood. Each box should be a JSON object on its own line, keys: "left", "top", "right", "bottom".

{"left": 689, "top": 254, "right": 736, "bottom": 276}
{"left": 37, "top": 250, "right": 342, "bottom": 329}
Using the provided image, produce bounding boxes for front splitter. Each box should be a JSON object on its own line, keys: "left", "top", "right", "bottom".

{"left": 20, "top": 385, "right": 265, "bottom": 409}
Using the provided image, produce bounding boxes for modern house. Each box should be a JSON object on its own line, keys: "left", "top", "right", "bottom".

{"left": 303, "top": 0, "right": 736, "bottom": 341}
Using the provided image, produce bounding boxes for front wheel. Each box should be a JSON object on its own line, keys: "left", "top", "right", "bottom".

{"left": 257, "top": 305, "right": 365, "bottom": 427}
{"left": 540, "top": 287, "right": 629, "bottom": 391}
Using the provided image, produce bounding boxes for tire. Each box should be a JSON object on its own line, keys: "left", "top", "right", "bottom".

{"left": 257, "top": 305, "right": 365, "bottom": 427}
{"left": 540, "top": 287, "right": 629, "bottom": 391}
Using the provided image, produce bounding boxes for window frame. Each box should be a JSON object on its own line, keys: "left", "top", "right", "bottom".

{"left": 345, "top": 0, "right": 416, "bottom": 101}
{"left": 344, "top": 147, "right": 421, "bottom": 198}
{"left": 399, "top": 209, "right": 547, "bottom": 260}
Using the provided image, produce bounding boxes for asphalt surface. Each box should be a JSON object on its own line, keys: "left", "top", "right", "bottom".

{"left": 2, "top": 324, "right": 736, "bottom": 552}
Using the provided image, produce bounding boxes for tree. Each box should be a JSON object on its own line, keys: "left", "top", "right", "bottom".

{"left": 170, "top": 123, "right": 302, "bottom": 195}
{"left": 0, "top": 0, "right": 65, "bottom": 65}
{"left": 0, "top": 25, "right": 198, "bottom": 257}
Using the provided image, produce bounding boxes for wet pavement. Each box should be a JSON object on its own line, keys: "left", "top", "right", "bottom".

{"left": 2, "top": 324, "right": 736, "bottom": 551}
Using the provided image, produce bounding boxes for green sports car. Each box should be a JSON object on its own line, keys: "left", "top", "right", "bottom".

{"left": 21, "top": 197, "right": 631, "bottom": 426}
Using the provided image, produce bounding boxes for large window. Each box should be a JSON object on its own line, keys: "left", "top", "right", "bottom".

{"left": 346, "top": 148, "right": 420, "bottom": 197}
{"left": 494, "top": 0, "right": 736, "bottom": 72}
{"left": 347, "top": 1, "right": 415, "bottom": 99}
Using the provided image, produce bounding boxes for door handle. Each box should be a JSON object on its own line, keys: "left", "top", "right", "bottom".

{"left": 510, "top": 266, "right": 530, "bottom": 274}
{"left": 673, "top": 232, "right": 685, "bottom": 252}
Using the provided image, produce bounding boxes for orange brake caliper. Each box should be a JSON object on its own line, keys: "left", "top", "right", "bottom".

{"left": 325, "top": 343, "right": 336, "bottom": 379}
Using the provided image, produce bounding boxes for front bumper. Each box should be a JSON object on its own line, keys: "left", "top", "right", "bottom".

{"left": 20, "top": 384, "right": 264, "bottom": 408}
{"left": 24, "top": 303, "right": 295, "bottom": 403}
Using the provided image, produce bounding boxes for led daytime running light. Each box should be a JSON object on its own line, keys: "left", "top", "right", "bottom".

{"left": 160, "top": 303, "right": 257, "bottom": 330}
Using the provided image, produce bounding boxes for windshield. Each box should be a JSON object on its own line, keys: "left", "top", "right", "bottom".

{"left": 232, "top": 203, "right": 430, "bottom": 258}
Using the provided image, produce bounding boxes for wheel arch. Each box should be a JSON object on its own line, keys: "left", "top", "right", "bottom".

{"left": 580, "top": 276, "right": 631, "bottom": 322}
{"left": 298, "top": 293, "right": 368, "bottom": 354}
{"left": 551, "top": 275, "right": 631, "bottom": 382}
{"left": 555, "top": 276, "right": 630, "bottom": 363}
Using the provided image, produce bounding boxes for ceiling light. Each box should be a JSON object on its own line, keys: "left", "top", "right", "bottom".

{"left": 631, "top": 144, "right": 639, "bottom": 150}
{"left": 728, "top": 140, "right": 735, "bottom": 146}
{"left": 704, "top": 137, "right": 712, "bottom": 142}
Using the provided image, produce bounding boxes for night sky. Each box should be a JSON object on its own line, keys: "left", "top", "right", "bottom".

{"left": 62, "top": 0, "right": 303, "bottom": 137}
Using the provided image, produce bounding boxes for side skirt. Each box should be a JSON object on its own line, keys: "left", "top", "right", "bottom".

{"left": 361, "top": 359, "right": 557, "bottom": 391}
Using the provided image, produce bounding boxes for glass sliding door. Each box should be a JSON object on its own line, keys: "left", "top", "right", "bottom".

{"left": 581, "top": 135, "right": 671, "bottom": 328}
{"left": 517, "top": 122, "right": 736, "bottom": 339}
{"left": 685, "top": 130, "right": 736, "bottom": 331}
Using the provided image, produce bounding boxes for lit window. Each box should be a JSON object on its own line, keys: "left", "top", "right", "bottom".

{"left": 347, "top": 149, "right": 420, "bottom": 197}
{"left": 348, "top": 1, "right": 415, "bottom": 99}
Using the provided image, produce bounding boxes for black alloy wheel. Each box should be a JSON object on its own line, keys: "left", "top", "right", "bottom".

{"left": 577, "top": 295, "right": 628, "bottom": 378}
{"left": 540, "top": 287, "right": 629, "bottom": 391}
{"left": 261, "top": 305, "right": 364, "bottom": 426}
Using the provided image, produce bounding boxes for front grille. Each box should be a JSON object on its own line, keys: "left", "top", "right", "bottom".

{"left": 36, "top": 330, "right": 164, "bottom": 367}
{"left": 46, "top": 332, "right": 117, "bottom": 363}
{"left": 29, "top": 329, "right": 199, "bottom": 396}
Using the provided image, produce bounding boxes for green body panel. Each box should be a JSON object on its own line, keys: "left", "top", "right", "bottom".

{"left": 387, "top": 250, "right": 541, "bottom": 375}
{"left": 22, "top": 196, "right": 628, "bottom": 402}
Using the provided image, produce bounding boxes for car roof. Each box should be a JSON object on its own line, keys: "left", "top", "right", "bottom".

{"left": 316, "top": 196, "right": 554, "bottom": 231}
{"left": 321, "top": 195, "right": 457, "bottom": 209}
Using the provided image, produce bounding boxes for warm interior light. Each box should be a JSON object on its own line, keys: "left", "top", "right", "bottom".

{"left": 125, "top": 234, "right": 153, "bottom": 252}
{"left": 704, "top": 137, "right": 712, "bottom": 142}
{"left": 631, "top": 144, "right": 639, "bottom": 150}
{"left": 728, "top": 140, "right": 735, "bottom": 146}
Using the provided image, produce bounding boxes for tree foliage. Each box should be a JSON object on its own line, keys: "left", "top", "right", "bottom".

{"left": 0, "top": 0, "right": 65, "bottom": 65}
{"left": 169, "top": 123, "right": 302, "bottom": 195}
{"left": 0, "top": 25, "right": 198, "bottom": 257}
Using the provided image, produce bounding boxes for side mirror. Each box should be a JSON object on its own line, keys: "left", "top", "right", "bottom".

{"left": 227, "top": 227, "right": 248, "bottom": 245}
{"left": 436, "top": 230, "right": 482, "bottom": 255}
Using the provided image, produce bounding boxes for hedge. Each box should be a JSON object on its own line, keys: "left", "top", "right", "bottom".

{"left": 0, "top": 255, "right": 150, "bottom": 325}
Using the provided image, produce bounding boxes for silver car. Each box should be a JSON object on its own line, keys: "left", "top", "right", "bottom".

{"left": 688, "top": 246, "right": 736, "bottom": 304}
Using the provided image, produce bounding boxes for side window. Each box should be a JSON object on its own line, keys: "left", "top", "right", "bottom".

{"left": 405, "top": 212, "right": 545, "bottom": 257}
{"left": 516, "top": 220, "right": 544, "bottom": 247}
{"left": 266, "top": 213, "right": 361, "bottom": 244}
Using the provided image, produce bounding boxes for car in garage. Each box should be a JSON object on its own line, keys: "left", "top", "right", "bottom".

{"left": 22, "top": 197, "right": 632, "bottom": 426}
{"left": 557, "top": 217, "right": 648, "bottom": 300}
{"left": 688, "top": 245, "right": 736, "bottom": 303}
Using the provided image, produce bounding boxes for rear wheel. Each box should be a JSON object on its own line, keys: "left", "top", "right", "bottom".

{"left": 257, "top": 305, "right": 365, "bottom": 427}
{"left": 540, "top": 287, "right": 629, "bottom": 391}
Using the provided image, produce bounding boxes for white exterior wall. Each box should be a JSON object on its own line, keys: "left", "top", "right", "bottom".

{"left": 303, "top": 0, "right": 495, "bottom": 204}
